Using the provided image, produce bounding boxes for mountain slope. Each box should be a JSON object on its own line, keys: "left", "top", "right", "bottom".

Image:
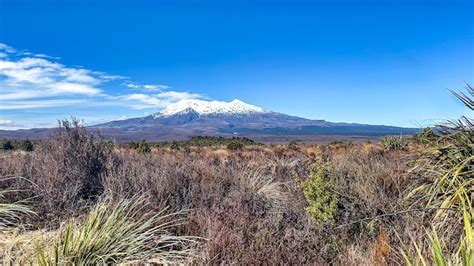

{"left": 92, "top": 99, "right": 419, "bottom": 141}
{"left": 0, "top": 99, "right": 420, "bottom": 142}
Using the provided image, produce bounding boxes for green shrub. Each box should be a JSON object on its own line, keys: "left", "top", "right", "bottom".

{"left": 96, "top": 139, "right": 115, "bottom": 149}
{"left": 170, "top": 140, "right": 180, "bottom": 150}
{"left": 301, "top": 157, "right": 338, "bottom": 227}
{"left": 380, "top": 135, "right": 410, "bottom": 151}
{"left": 328, "top": 140, "right": 344, "bottom": 145}
{"left": 129, "top": 141, "right": 138, "bottom": 150}
{"left": 1, "top": 140, "right": 14, "bottom": 151}
{"left": 136, "top": 139, "right": 151, "bottom": 154}
{"left": 177, "top": 136, "right": 256, "bottom": 148}
{"left": 18, "top": 139, "right": 34, "bottom": 152}
{"left": 226, "top": 140, "right": 244, "bottom": 150}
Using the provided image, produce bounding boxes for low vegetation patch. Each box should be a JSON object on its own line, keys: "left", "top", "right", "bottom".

{"left": 158, "top": 136, "right": 257, "bottom": 149}
{"left": 380, "top": 135, "right": 410, "bottom": 150}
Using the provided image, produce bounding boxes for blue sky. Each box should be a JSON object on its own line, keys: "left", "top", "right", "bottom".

{"left": 0, "top": 0, "right": 472, "bottom": 129}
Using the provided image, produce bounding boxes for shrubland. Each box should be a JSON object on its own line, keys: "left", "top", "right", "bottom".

{"left": 0, "top": 85, "right": 472, "bottom": 264}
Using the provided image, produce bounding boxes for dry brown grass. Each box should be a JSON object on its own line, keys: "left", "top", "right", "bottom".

{"left": 1, "top": 229, "right": 56, "bottom": 264}
{"left": 0, "top": 126, "right": 454, "bottom": 264}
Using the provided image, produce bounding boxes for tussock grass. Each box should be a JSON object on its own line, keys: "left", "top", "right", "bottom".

{"left": 240, "top": 167, "right": 288, "bottom": 211}
{"left": 0, "top": 177, "right": 36, "bottom": 264}
{"left": 36, "top": 197, "right": 201, "bottom": 265}
{"left": 0, "top": 178, "right": 34, "bottom": 230}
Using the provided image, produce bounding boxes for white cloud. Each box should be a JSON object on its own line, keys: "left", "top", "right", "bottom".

{"left": 116, "top": 91, "right": 203, "bottom": 109}
{"left": 0, "top": 43, "right": 206, "bottom": 127}
{"left": 0, "top": 91, "right": 47, "bottom": 100}
{"left": 126, "top": 83, "right": 141, "bottom": 89}
{"left": 118, "top": 93, "right": 171, "bottom": 109}
{"left": 60, "top": 68, "right": 99, "bottom": 84}
{"left": 0, "top": 99, "right": 85, "bottom": 110}
{"left": 35, "top": 53, "right": 61, "bottom": 60}
{"left": 51, "top": 82, "right": 101, "bottom": 95}
{"left": 0, "top": 120, "right": 14, "bottom": 126}
{"left": 143, "top": 84, "right": 171, "bottom": 90}
{"left": 0, "top": 53, "right": 104, "bottom": 104}
{"left": 124, "top": 82, "right": 171, "bottom": 91}
{"left": 157, "top": 91, "right": 202, "bottom": 100}
{"left": 0, "top": 43, "right": 15, "bottom": 53}
{"left": 143, "top": 85, "right": 158, "bottom": 90}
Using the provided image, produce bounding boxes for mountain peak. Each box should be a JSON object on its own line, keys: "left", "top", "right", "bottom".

{"left": 155, "top": 99, "right": 268, "bottom": 118}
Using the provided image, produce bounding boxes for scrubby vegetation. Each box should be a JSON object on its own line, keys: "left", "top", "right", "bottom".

{"left": 162, "top": 136, "right": 257, "bottom": 149}
{"left": 1, "top": 139, "right": 36, "bottom": 152}
{"left": 135, "top": 139, "right": 151, "bottom": 154}
{"left": 0, "top": 86, "right": 472, "bottom": 264}
{"left": 380, "top": 135, "right": 410, "bottom": 150}
{"left": 126, "top": 136, "right": 257, "bottom": 151}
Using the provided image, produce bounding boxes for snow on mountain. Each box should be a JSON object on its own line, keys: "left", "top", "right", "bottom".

{"left": 155, "top": 99, "right": 269, "bottom": 118}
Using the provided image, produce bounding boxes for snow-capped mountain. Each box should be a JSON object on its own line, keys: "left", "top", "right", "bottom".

{"left": 155, "top": 99, "right": 269, "bottom": 118}
{"left": 0, "top": 98, "right": 419, "bottom": 142}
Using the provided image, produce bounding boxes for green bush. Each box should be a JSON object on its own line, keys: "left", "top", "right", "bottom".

{"left": 1, "top": 140, "right": 14, "bottom": 151}
{"left": 170, "top": 140, "right": 180, "bottom": 150}
{"left": 96, "top": 139, "right": 115, "bottom": 149}
{"left": 129, "top": 141, "right": 138, "bottom": 150}
{"left": 136, "top": 139, "right": 151, "bottom": 154}
{"left": 328, "top": 140, "right": 344, "bottom": 145}
{"left": 18, "top": 139, "right": 34, "bottom": 152}
{"left": 380, "top": 135, "right": 410, "bottom": 151}
{"left": 182, "top": 136, "right": 255, "bottom": 147}
{"left": 226, "top": 140, "right": 244, "bottom": 150}
{"left": 301, "top": 157, "right": 338, "bottom": 227}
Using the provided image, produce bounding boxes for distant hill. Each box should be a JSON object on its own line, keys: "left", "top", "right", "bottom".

{"left": 0, "top": 99, "right": 419, "bottom": 142}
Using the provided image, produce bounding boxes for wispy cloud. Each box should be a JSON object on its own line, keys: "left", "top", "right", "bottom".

{"left": 0, "top": 119, "right": 14, "bottom": 126}
{"left": 115, "top": 91, "right": 204, "bottom": 109}
{"left": 0, "top": 43, "right": 15, "bottom": 53}
{"left": 0, "top": 99, "right": 85, "bottom": 110}
{"left": 0, "top": 56, "right": 105, "bottom": 99}
{"left": 0, "top": 43, "right": 205, "bottom": 126}
{"left": 34, "top": 53, "right": 61, "bottom": 60}
{"left": 124, "top": 81, "right": 172, "bottom": 91}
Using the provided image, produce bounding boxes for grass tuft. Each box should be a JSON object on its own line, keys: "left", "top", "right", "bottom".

{"left": 37, "top": 196, "right": 201, "bottom": 265}
{"left": 0, "top": 178, "right": 34, "bottom": 230}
